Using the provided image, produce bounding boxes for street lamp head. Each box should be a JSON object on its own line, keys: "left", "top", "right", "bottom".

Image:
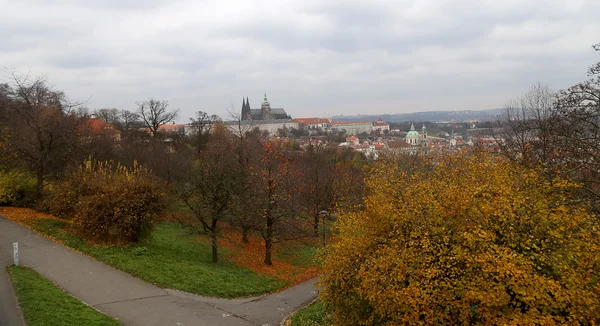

{"left": 319, "top": 210, "right": 328, "bottom": 215}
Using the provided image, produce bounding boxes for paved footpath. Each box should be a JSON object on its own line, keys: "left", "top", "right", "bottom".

{"left": 0, "top": 226, "right": 25, "bottom": 326}
{"left": 0, "top": 216, "right": 317, "bottom": 326}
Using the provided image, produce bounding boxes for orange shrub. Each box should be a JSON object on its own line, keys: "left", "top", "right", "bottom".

{"left": 320, "top": 152, "right": 600, "bottom": 325}
{"left": 46, "top": 159, "right": 166, "bottom": 243}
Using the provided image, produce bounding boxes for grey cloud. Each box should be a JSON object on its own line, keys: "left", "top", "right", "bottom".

{"left": 48, "top": 51, "right": 111, "bottom": 69}
{"left": 24, "top": 0, "right": 171, "bottom": 11}
{"left": 0, "top": 0, "right": 598, "bottom": 119}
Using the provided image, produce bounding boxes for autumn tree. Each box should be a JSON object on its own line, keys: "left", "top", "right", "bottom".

{"left": 177, "top": 124, "right": 241, "bottom": 262}
{"left": 227, "top": 115, "right": 267, "bottom": 243}
{"left": 320, "top": 152, "right": 600, "bottom": 325}
{"left": 298, "top": 143, "right": 338, "bottom": 236}
{"left": 2, "top": 74, "right": 82, "bottom": 195}
{"left": 247, "top": 141, "right": 302, "bottom": 265}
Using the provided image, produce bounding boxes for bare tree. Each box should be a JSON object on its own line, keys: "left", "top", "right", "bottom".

{"left": 0, "top": 83, "right": 11, "bottom": 129}
{"left": 496, "top": 43, "right": 600, "bottom": 204}
{"left": 119, "top": 109, "right": 141, "bottom": 132}
{"left": 137, "top": 98, "right": 178, "bottom": 137}
{"left": 189, "top": 111, "right": 221, "bottom": 150}
{"left": 3, "top": 73, "right": 82, "bottom": 195}
{"left": 93, "top": 108, "right": 120, "bottom": 125}
{"left": 494, "top": 82, "right": 562, "bottom": 169}
{"left": 555, "top": 42, "right": 600, "bottom": 201}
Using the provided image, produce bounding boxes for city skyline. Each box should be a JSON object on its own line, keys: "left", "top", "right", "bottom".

{"left": 1, "top": 0, "right": 598, "bottom": 120}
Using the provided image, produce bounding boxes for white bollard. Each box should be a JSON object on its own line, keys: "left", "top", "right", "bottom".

{"left": 13, "top": 242, "right": 19, "bottom": 266}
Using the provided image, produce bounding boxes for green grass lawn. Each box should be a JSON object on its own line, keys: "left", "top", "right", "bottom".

{"left": 279, "top": 244, "right": 321, "bottom": 267}
{"left": 29, "top": 219, "right": 287, "bottom": 298}
{"left": 289, "top": 300, "right": 331, "bottom": 326}
{"left": 7, "top": 265, "right": 121, "bottom": 326}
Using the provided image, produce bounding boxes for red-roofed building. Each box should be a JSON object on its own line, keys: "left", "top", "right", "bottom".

{"left": 82, "top": 118, "right": 121, "bottom": 142}
{"left": 156, "top": 123, "right": 186, "bottom": 135}
{"left": 372, "top": 118, "right": 389, "bottom": 132}
{"left": 345, "top": 135, "right": 359, "bottom": 146}
{"left": 291, "top": 118, "right": 331, "bottom": 130}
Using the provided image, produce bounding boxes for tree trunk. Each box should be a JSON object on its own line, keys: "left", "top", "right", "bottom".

{"left": 313, "top": 213, "right": 319, "bottom": 237}
{"left": 211, "top": 219, "right": 218, "bottom": 263}
{"left": 264, "top": 214, "right": 273, "bottom": 266}
{"left": 211, "top": 233, "right": 218, "bottom": 263}
{"left": 36, "top": 161, "right": 45, "bottom": 197}
{"left": 264, "top": 237, "right": 272, "bottom": 266}
{"left": 242, "top": 227, "right": 249, "bottom": 243}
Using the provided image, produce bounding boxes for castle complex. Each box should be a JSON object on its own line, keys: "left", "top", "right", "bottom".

{"left": 241, "top": 94, "right": 290, "bottom": 121}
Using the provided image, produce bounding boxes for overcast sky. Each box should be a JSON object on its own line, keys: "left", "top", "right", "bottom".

{"left": 1, "top": 0, "right": 598, "bottom": 121}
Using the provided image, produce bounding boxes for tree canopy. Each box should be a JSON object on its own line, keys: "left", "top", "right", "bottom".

{"left": 320, "top": 152, "right": 600, "bottom": 325}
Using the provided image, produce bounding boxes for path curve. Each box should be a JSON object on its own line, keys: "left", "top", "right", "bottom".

{"left": 0, "top": 216, "right": 317, "bottom": 326}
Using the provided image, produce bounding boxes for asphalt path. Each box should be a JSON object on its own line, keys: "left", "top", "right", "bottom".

{"left": 0, "top": 225, "right": 25, "bottom": 326}
{"left": 0, "top": 216, "right": 317, "bottom": 326}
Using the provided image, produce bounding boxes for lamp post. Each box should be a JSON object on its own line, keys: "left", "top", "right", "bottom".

{"left": 319, "top": 210, "right": 328, "bottom": 248}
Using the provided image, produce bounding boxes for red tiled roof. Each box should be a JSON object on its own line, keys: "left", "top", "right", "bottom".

{"left": 332, "top": 121, "right": 371, "bottom": 125}
{"left": 387, "top": 140, "right": 412, "bottom": 148}
{"left": 83, "top": 118, "right": 120, "bottom": 135}
{"left": 292, "top": 118, "right": 331, "bottom": 124}
{"left": 158, "top": 124, "right": 185, "bottom": 130}
{"left": 373, "top": 118, "right": 389, "bottom": 126}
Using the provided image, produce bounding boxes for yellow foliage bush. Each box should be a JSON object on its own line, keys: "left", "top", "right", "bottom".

{"left": 0, "top": 170, "right": 36, "bottom": 206}
{"left": 320, "top": 152, "right": 600, "bottom": 325}
{"left": 45, "top": 159, "right": 166, "bottom": 243}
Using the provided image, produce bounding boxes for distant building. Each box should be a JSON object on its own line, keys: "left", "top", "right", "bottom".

{"left": 331, "top": 121, "right": 372, "bottom": 135}
{"left": 224, "top": 120, "right": 299, "bottom": 136}
{"left": 157, "top": 123, "right": 186, "bottom": 136}
{"left": 292, "top": 118, "right": 331, "bottom": 130}
{"left": 372, "top": 118, "right": 389, "bottom": 132}
{"left": 241, "top": 94, "right": 290, "bottom": 121}
{"left": 83, "top": 118, "right": 121, "bottom": 142}
{"left": 345, "top": 135, "right": 359, "bottom": 146}
{"left": 405, "top": 123, "right": 427, "bottom": 146}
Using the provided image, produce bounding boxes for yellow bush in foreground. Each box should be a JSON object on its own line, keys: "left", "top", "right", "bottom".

{"left": 45, "top": 159, "right": 166, "bottom": 243}
{"left": 320, "top": 152, "right": 600, "bottom": 325}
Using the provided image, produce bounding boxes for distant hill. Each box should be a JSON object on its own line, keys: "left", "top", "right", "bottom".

{"left": 333, "top": 109, "right": 504, "bottom": 123}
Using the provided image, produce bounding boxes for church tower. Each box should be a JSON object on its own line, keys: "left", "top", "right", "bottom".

{"left": 260, "top": 93, "right": 271, "bottom": 120}
{"left": 421, "top": 123, "right": 427, "bottom": 145}
{"left": 241, "top": 97, "right": 251, "bottom": 120}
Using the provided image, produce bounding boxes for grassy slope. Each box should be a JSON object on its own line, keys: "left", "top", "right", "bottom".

{"left": 279, "top": 245, "right": 321, "bottom": 268}
{"left": 30, "top": 219, "right": 286, "bottom": 298}
{"left": 7, "top": 265, "right": 120, "bottom": 326}
{"left": 290, "top": 301, "right": 332, "bottom": 326}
